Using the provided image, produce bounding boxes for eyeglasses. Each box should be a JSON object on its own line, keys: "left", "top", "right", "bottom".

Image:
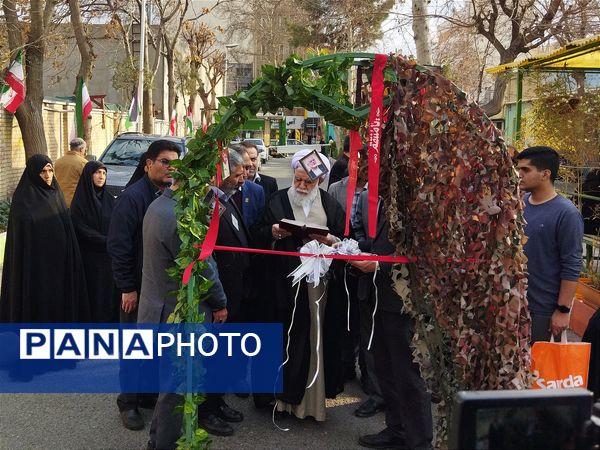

{"left": 294, "top": 176, "right": 318, "bottom": 185}
{"left": 155, "top": 158, "right": 175, "bottom": 167}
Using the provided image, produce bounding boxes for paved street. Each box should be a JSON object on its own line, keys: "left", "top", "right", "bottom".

{"left": 0, "top": 155, "right": 387, "bottom": 450}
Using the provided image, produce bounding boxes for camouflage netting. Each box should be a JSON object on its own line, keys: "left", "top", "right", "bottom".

{"left": 377, "top": 56, "right": 531, "bottom": 444}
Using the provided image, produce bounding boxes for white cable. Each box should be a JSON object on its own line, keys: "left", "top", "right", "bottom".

{"left": 306, "top": 286, "right": 327, "bottom": 389}
{"left": 271, "top": 282, "right": 301, "bottom": 432}
{"left": 367, "top": 262, "right": 379, "bottom": 351}
{"left": 344, "top": 265, "right": 350, "bottom": 332}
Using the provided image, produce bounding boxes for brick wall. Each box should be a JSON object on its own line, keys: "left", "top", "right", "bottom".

{"left": 0, "top": 100, "right": 169, "bottom": 200}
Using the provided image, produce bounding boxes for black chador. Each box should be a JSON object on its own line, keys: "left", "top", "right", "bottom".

{"left": 71, "top": 161, "right": 119, "bottom": 322}
{"left": 0, "top": 154, "right": 89, "bottom": 322}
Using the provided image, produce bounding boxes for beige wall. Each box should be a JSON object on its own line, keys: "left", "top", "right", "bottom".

{"left": 0, "top": 100, "right": 168, "bottom": 200}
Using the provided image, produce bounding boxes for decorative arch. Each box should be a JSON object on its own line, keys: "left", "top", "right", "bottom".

{"left": 171, "top": 53, "right": 530, "bottom": 447}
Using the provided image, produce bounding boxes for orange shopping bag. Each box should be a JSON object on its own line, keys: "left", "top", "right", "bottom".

{"left": 531, "top": 331, "right": 591, "bottom": 389}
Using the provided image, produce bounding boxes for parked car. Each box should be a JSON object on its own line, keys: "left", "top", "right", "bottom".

{"left": 242, "top": 138, "right": 269, "bottom": 163}
{"left": 98, "top": 132, "right": 186, "bottom": 197}
{"left": 269, "top": 139, "right": 321, "bottom": 156}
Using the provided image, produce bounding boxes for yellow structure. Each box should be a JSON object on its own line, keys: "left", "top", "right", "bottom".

{"left": 487, "top": 35, "right": 600, "bottom": 138}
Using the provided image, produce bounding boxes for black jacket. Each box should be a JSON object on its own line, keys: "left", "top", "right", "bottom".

{"left": 355, "top": 191, "right": 404, "bottom": 313}
{"left": 255, "top": 173, "right": 279, "bottom": 205}
{"left": 107, "top": 175, "right": 161, "bottom": 293}
{"left": 253, "top": 188, "right": 347, "bottom": 403}
{"left": 328, "top": 154, "right": 349, "bottom": 188}
{"left": 213, "top": 197, "right": 251, "bottom": 321}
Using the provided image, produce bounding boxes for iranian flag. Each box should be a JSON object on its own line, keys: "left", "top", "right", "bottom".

{"left": 75, "top": 77, "right": 92, "bottom": 138}
{"left": 124, "top": 90, "right": 138, "bottom": 130}
{"left": 169, "top": 109, "right": 177, "bottom": 136}
{"left": 0, "top": 50, "right": 25, "bottom": 113}
{"left": 185, "top": 107, "right": 193, "bottom": 136}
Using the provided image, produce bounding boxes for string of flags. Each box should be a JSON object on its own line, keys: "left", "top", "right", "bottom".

{"left": 1, "top": 51, "right": 199, "bottom": 138}
{"left": 125, "top": 89, "right": 139, "bottom": 130}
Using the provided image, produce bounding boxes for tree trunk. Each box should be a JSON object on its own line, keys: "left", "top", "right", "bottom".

{"left": 17, "top": 22, "right": 48, "bottom": 158}
{"left": 481, "top": 74, "right": 509, "bottom": 117}
{"left": 412, "top": 0, "right": 432, "bottom": 65}
{"left": 3, "top": 0, "right": 50, "bottom": 158}
{"left": 199, "top": 92, "right": 212, "bottom": 125}
{"left": 481, "top": 52, "right": 517, "bottom": 117}
{"left": 166, "top": 53, "right": 177, "bottom": 116}
{"left": 16, "top": 100, "right": 48, "bottom": 159}
{"left": 69, "top": 0, "right": 95, "bottom": 144}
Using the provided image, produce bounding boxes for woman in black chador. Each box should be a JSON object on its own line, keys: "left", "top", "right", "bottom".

{"left": 71, "top": 161, "right": 119, "bottom": 322}
{"left": 0, "top": 154, "right": 89, "bottom": 322}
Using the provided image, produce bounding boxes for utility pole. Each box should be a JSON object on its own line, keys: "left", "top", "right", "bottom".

{"left": 137, "top": 0, "right": 146, "bottom": 132}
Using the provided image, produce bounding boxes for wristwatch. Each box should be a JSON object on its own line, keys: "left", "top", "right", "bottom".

{"left": 556, "top": 304, "right": 571, "bottom": 314}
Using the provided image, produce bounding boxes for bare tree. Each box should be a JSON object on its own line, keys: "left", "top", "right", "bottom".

{"left": 286, "top": 0, "right": 394, "bottom": 52}
{"left": 394, "top": 0, "right": 599, "bottom": 115}
{"left": 412, "top": 0, "right": 432, "bottom": 64}
{"left": 161, "top": 0, "right": 229, "bottom": 116}
{"left": 103, "top": 0, "right": 163, "bottom": 133}
{"left": 2, "top": 0, "right": 58, "bottom": 158}
{"left": 181, "top": 22, "right": 225, "bottom": 124}
{"left": 69, "top": 0, "right": 97, "bottom": 142}
{"left": 434, "top": 21, "right": 495, "bottom": 102}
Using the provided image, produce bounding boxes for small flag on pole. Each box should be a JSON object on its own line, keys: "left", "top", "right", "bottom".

{"left": 0, "top": 50, "right": 25, "bottom": 113}
{"left": 186, "top": 107, "right": 193, "bottom": 136}
{"left": 170, "top": 109, "right": 177, "bottom": 136}
{"left": 125, "top": 89, "right": 138, "bottom": 130}
{"left": 75, "top": 77, "right": 92, "bottom": 138}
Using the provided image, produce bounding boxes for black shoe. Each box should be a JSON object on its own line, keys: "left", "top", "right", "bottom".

{"left": 120, "top": 408, "right": 144, "bottom": 430}
{"left": 216, "top": 404, "right": 244, "bottom": 422}
{"left": 235, "top": 393, "right": 250, "bottom": 399}
{"left": 198, "top": 414, "right": 234, "bottom": 437}
{"left": 358, "top": 428, "right": 407, "bottom": 449}
{"left": 138, "top": 394, "right": 158, "bottom": 409}
{"left": 354, "top": 398, "right": 385, "bottom": 418}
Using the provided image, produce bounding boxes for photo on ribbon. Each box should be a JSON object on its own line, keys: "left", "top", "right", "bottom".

{"left": 202, "top": 189, "right": 227, "bottom": 220}
{"left": 299, "top": 150, "right": 329, "bottom": 181}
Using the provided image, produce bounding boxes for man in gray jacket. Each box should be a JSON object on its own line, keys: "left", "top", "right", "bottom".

{"left": 138, "top": 184, "right": 235, "bottom": 448}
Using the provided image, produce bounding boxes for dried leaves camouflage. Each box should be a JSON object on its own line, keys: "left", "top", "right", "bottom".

{"left": 378, "top": 56, "right": 531, "bottom": 443}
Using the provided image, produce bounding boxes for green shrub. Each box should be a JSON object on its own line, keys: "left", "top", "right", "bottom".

{"left": 0, "top": 198, "right": 11, "bottom": 233}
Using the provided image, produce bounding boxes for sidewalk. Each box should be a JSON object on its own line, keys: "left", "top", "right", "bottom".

{"left": 0, "top": 381, "right": 385, "bottom": 449}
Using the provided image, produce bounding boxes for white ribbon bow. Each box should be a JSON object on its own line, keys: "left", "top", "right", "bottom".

{"left": 288, "top": 240, "right": 335, "bottom": 287}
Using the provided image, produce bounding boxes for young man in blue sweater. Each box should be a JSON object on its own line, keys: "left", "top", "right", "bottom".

{"left": 516, "top": 146, "right": 583, "bottom": 342}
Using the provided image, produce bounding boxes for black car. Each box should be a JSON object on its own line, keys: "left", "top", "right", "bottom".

{"left": 98, "top": 132, "right": 186, "bottom": 197}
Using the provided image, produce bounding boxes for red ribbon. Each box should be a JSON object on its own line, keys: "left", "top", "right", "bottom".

{"left": 182, "top": 143, "right": 226, "bottom": 285}
{"left": 344, "top": 130, "right": 362, "bottom": 236}
{"left": 193, "top": 243, "right": 481, "bottom": 264}
{"left": 367, "top": 54, "right": 387, "bottom": 238}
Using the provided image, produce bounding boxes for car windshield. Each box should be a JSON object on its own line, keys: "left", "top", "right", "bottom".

{"left": 100, "top": 139, "right": 153, "bottom": 166}
{"left": 246, "top": 139, "right": 264, "bottom": 145}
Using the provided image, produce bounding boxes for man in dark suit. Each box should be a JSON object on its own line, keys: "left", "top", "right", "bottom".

{"left": 241, "top": 140, "right": 278, "bottom": 202}
{"left": 107, "top": 140, "right": 181, "bottom": 430}
{"left": 328, "top": 135, "right": 350, "bottom": 188}
{"left": 137, "top": 181, "right": 232, "bottom": 442}
{"left": 230, "top": 144, "right": 265, "bottom": 228}
{"left": 216, "top": 148, "right": 253, "bottom": 322}
{"left": 350, "top": 192, "right": 433, "bottom": 450}
{"left": 215, "top": 148, "right": 256, "bottom": 400}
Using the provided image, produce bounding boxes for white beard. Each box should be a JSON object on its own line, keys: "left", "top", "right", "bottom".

{"left": 288, "top": 185, "right": 319, "bottom": 210}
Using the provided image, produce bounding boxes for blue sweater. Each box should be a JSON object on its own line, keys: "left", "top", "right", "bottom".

{"left": 524, "top": 193, "right": 583, "bottom": 315}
